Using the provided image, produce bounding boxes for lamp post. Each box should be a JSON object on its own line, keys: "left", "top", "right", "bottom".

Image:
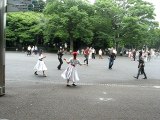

{"left": 0, "top": 0, "right": 6, "bottom": 96}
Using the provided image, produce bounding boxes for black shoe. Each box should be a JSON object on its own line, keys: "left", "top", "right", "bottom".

{"left": 72, "top": 83, "right": 77, "bottom": 86}
{"left": 34, "top": 72, "right": 38, "bottom": 75}
{"left": 66, "top": 84, "right": 70, "bottom": 87}
{"left": 57, "top": 67, "right": 60, "bottom": 70}
{"left": 134, "top": 76, "right": 138, "bottom": 79}
{"left": 143, "top": 77, "right": 147, "bottom": 79}
{"left": 43, "top": 74, "right": 47, "bottom": 77}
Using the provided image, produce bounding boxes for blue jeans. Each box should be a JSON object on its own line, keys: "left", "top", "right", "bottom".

{"left": 84, "top": 55, "right": 88, "bottom": 65}
{"left": 109, "top": 58, "right": 114, "bottom": 69}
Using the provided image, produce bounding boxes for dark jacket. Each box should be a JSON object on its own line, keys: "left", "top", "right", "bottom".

{"left": 57, "top": 50, "right": 63, "bottom": 59}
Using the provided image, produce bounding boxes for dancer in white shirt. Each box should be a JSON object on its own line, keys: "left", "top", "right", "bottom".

{"left": 61, "top": 52, "right": 84, "bottom": 87}
{"left": 34, "top": 49, "right": 47, "bottom": 77}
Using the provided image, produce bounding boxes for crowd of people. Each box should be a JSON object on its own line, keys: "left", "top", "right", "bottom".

{"left": 77, "top": 47, "right": 106, "bottom": 59}
{"left": 124, "top": 48, "right": 160, "bottom": 62}
{"left": 29, "top": 45, "right": 119, "bottom": 86}
{"left": 24, "top": 45, "right": 160, "bottom": 87}
{"left": 27, "top": 45, "right": 38, "bottom": 56}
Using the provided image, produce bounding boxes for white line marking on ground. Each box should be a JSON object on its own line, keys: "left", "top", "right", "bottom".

{"left": 6, "top": 79, "right": 160, "bottom": 89}
{"left": 99, "top": 98, "right": 104, "bottom": 101}
{"left": 153, "top": 86, "right": 160, "bottom": 88}
{"left": 99, "top": 98, "right": 114, "bottom": 102}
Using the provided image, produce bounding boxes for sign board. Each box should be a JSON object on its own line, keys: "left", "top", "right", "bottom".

{"left": 7, "top": 4, "right": 29, "bottom": 12}
{"left": 7, "top": 0, "right": 33, "bottom": 12}
{"left": 7, "top": 0, "right": 32, "bottom": 5}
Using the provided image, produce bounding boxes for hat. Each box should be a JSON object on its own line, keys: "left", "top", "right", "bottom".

{"left": 72, "top": 52, "right": 78, "bottom": 56}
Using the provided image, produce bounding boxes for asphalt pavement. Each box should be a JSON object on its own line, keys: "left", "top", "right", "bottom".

{"left": 0, "top": 52, "right": 160, "bottom": 120}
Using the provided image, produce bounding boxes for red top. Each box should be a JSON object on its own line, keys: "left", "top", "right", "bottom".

{"left": 84, "top": 49, "right": 89, "bottom": 55}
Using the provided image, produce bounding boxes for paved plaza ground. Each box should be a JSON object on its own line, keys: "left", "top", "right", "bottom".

{"left": 0, "top": 52, "right": 160, "bottom": 120}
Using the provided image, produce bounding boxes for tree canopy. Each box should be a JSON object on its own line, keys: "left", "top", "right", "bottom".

{"left": 6, "top": 0, "right": 160, "bottom": 52}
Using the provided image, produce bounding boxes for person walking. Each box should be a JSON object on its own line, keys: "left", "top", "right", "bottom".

{"left": 31, "top": 46, "right": 35, "bottom": 55}
{"left": 147, "top": 51, "right": 151, "bottom": 62}
{"left": 132, "top": 49, "right": 136, "bottom": 61}
{"left": 98, "top": 49, "right": 103, "bottom": 59}
{"left": 108, "top": 52, "right": 116, "bottom": 69}
{"left": 27, "top": 45, "right": 31, "bottom": 56}
{"left": 134, "top": 57, "right": 147, "bottom": 79}
{"left": 34, "top": 45, "right": 38, "bottom": 55}
{"left": 92, "top": 48, "right": 96, "bottom": 59}
{"left": 57, "top": 47, "right": 64, "bottom": 70}
{"left": 88, "top": 47, "right": 92, "bottom": 59}
{"left": 138, "top": 50, "right": 142, "bottom": 60}
{"left": 61, "top": 52, "right": 84, "bottom": 87}
{"left": 34, "top": 49, "right": 47, "bottom": 77}
{"left": 83, "top": 47, "right": 89, "bottom": 66}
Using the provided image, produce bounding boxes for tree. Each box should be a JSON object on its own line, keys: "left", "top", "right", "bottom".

{"left": 31, "top": 0, "right": 46, "bottom": 12}
{"left": 6, "top": 12, "right": 45, "bottom": 48}
{"left": 93, "top": 0, "right": 125, "bottom": 49}
{"left": 44, "top": 0, "right": 93, "bottom": 51}
{"left": 118, "top": 0, "right": 158, "bottom": 49}
{"left": 6, "top": 0, "right": 160, "bottom": 52}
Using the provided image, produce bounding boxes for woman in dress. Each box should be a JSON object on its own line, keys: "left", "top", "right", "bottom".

{"left": 34, "top": 49, "right": 47, "bottom": 77}
{"left": 61, "top": 52, "right": 84, "bottom": 86}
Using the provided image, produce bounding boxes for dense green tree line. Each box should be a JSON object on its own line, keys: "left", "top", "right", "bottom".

{"left": 6, "top": 0, "right": 160, "bottom": 52}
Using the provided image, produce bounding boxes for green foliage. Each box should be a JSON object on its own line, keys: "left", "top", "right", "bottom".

{"left": 6, "top": 0, "right": 160, "bottom": 51}
{"left": 44, "top": 0, "right": 93, "bottom": 50}
{"left": 31, "top": 0, "right": 46, "bottom": 12}
{"left": 117, "top": 0, "right": 159, "bottom": 49}
{"left": 6, "top": 12, "right": 45, "bottom": 46}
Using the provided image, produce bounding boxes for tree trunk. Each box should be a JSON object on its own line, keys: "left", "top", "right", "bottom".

{"left": 114, "top": 33, "right": 119, "bottom": 50}
{"left": 70, "top": 38, "right": 73, "bottom": 52}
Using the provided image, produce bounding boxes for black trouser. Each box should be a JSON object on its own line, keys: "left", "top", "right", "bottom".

{"left": 133, "top": 55, "right": 136, "bottom": 61}
{"left": 27, "top": 50, "right": 31, "bottom": 55}
{"left": 84, "top": 55, "right": 88, "bottom": 65}
{"left": 57, "top": 58, "right": 63, "bottom": 69}
{"left": 92, "top": 53, "right": 95, "bottom": 59}
{"left": 34, "top": 50, "right": 38, "bottom": 55}
{"left": 109, "top": 58, "right": 114, "bottom": 69}
{"left": 137, "top": 67, "right": 147, "bottom": 78}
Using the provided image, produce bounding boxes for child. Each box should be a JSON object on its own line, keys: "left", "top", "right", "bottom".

{"left": 34, "top": 49, "right": 47, "bottom": 77}
{"left": 61, "top": 52, "right": 84, "bottom": 86}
